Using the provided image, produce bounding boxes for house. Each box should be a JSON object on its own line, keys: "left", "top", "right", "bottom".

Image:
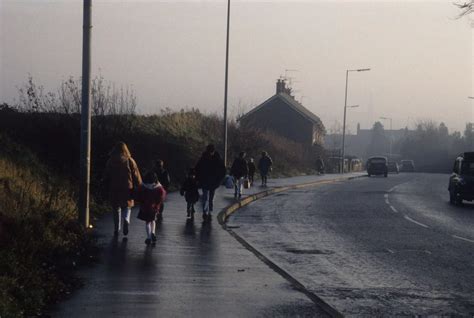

{"left": 238, "top": 79, "right": 326, "bottom": 147}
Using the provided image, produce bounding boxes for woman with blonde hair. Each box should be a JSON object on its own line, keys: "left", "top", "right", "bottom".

{"left": 104, "top": 142, "right": 142, "bottom": 236}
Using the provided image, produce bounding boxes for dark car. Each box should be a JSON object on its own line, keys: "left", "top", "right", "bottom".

{"left": 400, "top": 160, "right": 415, "bottom": 172}
{"left": 367, "top": 156, "right": 388, "bottom": 177}
{"left": 387, "top": 161, "right": 399, "bottom": 174}
{"left": 448, "top": 152, "right": 474, "bottom": 205}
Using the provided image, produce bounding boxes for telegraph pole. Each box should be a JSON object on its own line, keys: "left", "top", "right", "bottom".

{"left": 79, "top": 0, "right": 92, "bottom": 228}
{"left": 223, "top": 0, "right": 231, "bottom": 167}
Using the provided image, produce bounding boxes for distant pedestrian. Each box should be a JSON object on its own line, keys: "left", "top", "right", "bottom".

{"left": 315, "top": 156, "right": 325, "bottom": 175}
{"left": 230, "top": 152, "right": 249, "bottom": 199}
{"left": 258, "top": 151, "right": 273, "bottom": 187}
{"left": 153, "top": 159, "right": 171, "bottom": 222}
{"left": 104, "top": 142, "right": 142, "bottom": 237}
{"left": 195, "top": 144, "right": 226, "bottom": 221}
{"left": 135, "top": 172, "right": 166, "bottom": 245}
{"left": 247, "top": 158, "right": 256, "bottom": 186}
{"left": 180, "top": 168, "right": 200, "bottom": 220}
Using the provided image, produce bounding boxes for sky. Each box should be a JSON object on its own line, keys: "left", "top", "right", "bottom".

{"left": 0, "top": 0, "right": 473, "bottom": 133}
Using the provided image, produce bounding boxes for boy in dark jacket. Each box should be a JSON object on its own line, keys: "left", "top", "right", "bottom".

{"left": 258, "top": 151, "right": 273, "bottom": 187}
{"left": 135, "top": 172, "right": 166, "bottom": 245}
{"left": 230, "top": 152, "right": 248, "bottom": 198}
{"left": 153, "top": 159, "right": 171, "bottom": 221}
{"left": 180, "top": 168, "right": 200, "bottom": 220}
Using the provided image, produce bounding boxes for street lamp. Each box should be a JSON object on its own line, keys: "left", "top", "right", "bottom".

{"left": 223, "top": 0, "right": 231, "bottom": 167}
{"left": 380, "top": 116, "right": 393, "bottom": 159}
{"left": 341, "top": 68, "right": 371, "bottom": 173}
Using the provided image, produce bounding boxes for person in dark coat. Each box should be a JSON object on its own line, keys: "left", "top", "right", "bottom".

{"left": 195, "top": 144, "right": 226, "bottom": 220}
{"left": 135, "top": 172, "right": 166, "bottom": 245}
{"left": 180, "top": 168, "right": 200, "bottom": 220}
{"left": 153, "top": 159, "right": 171, "bottom": 221}
{"left": 258, "top": 151, "right": 273, "bottom": 186}
{"left": 315, "top": 156, "right": 325, "bottom": 175}
{"left": 104, "top": 142, "right": 142, "bottom": 237}
{"left": 247, "top": 158, "right": 256, "bottom": 186}
{"left": 230, "top": 152, "right": 248, "bottom": 198}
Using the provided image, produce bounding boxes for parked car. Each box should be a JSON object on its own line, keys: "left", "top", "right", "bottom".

{"left": 400, "top": 160, "right": 415, "bottom": 172}
{"left": 367, "top": 156, "right": 388, "bottom": 177}
{"left": 448, "top": 152, "right": 474, "bottom": 205}
{"left": 387, "top": 161, "right": 399, "bottom": 174}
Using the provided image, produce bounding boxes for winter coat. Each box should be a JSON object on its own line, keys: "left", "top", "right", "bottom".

{"left": 180, "top": 177, "right": 200, "bottom": 203}
{"left": 258, "top": 155, "right": 273, "bottom": 175}
{"left": 248, "top": 162, "right": 256, "bottom": 175}
{"left": 135, "top": 183, "right": 166, "bottom": 222}
{"left": 230, "top": 157, "right": 249, "bottom": 179}
{"left": 154, "top": 167, "right": 171, "bottom": 190}
{"left": 195, "top": 151, "right": 226, "bottom": 190}
{"left": 104, "top": 155, "right": 142, "bottom": 208}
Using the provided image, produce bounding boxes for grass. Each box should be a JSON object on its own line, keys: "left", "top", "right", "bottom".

{"left": 0, "top": 133, "right": 91, "bottom": 317}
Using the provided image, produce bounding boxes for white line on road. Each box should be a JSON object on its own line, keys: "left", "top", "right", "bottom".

{"left": 404, "top": 215, "right": 429, "bottom": 228}
{"left": 385, "top": 248, "right": 395, "bottom": 254}
{"left": 390, "top": 205, "right": 398, "bottom": 213}
{"left": 384, "top": 194, "right": 388, "bottom": 199}
{"left": 452, "top": 235, "right": 474, "bottom": 244}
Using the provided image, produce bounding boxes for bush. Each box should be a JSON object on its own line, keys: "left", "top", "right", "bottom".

{"left": 0, "top": 134, "right": 90, "bottom": 317}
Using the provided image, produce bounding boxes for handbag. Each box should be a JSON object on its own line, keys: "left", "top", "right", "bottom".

{"left": 224, "top": 175, "right": 234, "bottom": 189}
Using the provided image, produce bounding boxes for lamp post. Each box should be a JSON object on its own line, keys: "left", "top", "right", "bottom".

{"left": 341, "top": 68, "right": 370, "bottom": 173}
{"left": 380, "top": 116, "right": 393, "bottom": 159}
{"left": 223, "top": 0, "right": 231, "bottom": 167}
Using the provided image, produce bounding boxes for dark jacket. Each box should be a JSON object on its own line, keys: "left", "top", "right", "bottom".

{"left": 135, "top": 183, "right": 166, "bottom": 222}
{"left": 248, "top": 161, "right": 256, "bottom": 175}
{"left": 258, "top": 155, "right": 273, "bottom": 175}
{"left": 180, "top": 177, "right": 200, "bottom": 203}
{"left": 195, "top": 151, "right": 226, "bottom": 190}
{"left": 231, "top": 157, "right": 249, "bottom": 179}
{"left": 154, "top": 167, "right": 171, "bottom": 190}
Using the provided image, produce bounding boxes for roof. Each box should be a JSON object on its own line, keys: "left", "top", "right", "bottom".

{"left": 239, "top": 93, "right": 324, "bottom": 129}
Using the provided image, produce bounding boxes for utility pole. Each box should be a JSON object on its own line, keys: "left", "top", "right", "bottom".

{"left": 223, "top": 0, "right": 231, "bottom": 167}
{"left": 79, "top": 0, "right": 92, "bottom": 228}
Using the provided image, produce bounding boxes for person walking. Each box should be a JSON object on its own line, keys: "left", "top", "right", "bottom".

{"left": 247, "top": 158, "right": 256, "bottom": 186}
{"left": 135, "top": 172, "right": 166, "bottom": 245}
{"left": 153, "top": 159, "right": 171, "bottom": 222}
{"left": 315, "top": 156, "right": 325, "bottom": 175}
{"left": 258, "top": 151, "right": 273, "bottom": 187}
{"left": 230, "top": 152, "right": 248, "bottom": 199}
{"left": 195, "top": 144, "right": 226, "bottom": 221}
{"left": 180, "top": 168, "right": 200, "bottom": 220}
{"left": 104, "top": 142, "right": 142, "bottom": 237}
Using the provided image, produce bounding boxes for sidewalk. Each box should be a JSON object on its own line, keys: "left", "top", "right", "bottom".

{"left": 52, "top": 173, "right": 363, "bottom": 317}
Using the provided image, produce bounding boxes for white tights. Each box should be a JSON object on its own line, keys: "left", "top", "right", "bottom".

{"left": 146, "top": 221, "right": 156, "bottom": 239}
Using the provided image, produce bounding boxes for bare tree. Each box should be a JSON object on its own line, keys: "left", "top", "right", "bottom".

{"left": 454, "top": 1, "right": 474, "bottom": 17}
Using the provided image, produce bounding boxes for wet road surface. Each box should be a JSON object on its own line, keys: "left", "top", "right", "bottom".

{"left": 52, "top": 173, "right": 366, "bottom": 317}
{"left": 230, "top": 173, "right": 474, "bottom": 316}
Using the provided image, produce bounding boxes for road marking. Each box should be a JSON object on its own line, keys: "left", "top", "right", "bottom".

{"left": 452, "top": 235, "right": 474, "bottom": 244}
{"left": 385, "top": 248, "right": 395, "bottom": 254}
{"left": 388, "top": 185, "right": 398, "bottom": 193}
{"left": 390, "top": 205, "right": 398, "bottom": 213}
{"left": 404, "top": 215, "right": 429, "bottom": 228}
{"left": 384, "top": 194, "right": 388, "bottom": 199}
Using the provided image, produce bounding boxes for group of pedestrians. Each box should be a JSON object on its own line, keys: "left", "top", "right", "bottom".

{"left": 103, "top": 142, "right": 272, "bottom": 245}
{"left": 229, "top": 151, "right": 273, "bottom": 198}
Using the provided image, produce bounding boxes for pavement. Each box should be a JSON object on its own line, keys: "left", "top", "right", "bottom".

{"left": 51, "top": 172, "right": 363, "bottom": 318}
{"left": 231, "top": 173, "right": 474, "bottom": 316}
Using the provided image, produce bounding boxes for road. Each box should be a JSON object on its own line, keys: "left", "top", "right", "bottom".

{"left": 229, "top": 173, "right": 474, "bottom": 316}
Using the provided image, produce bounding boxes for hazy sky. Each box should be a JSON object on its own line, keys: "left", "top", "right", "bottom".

{"left": 1, "top": 0, "right": 473, "bottom": 132}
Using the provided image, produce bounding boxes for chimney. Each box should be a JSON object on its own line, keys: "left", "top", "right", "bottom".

{"left": 276, "top": 79, "right": 286, "bottom": 94}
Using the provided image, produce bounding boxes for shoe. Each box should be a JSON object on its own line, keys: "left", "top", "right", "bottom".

{"left": 187, "top": 213, "right": 192, "bottom": 220}
{"left": 123, "top": 222, "right": 129, "bottom": 236}
{"left": 151, "top": 233, "right": 157, "bottom": 242}
{"left": 238, "top": 194, "right": 242, "bottom": 199}
{"left": 145, "top": 238, "right": 151, "bottom": 245}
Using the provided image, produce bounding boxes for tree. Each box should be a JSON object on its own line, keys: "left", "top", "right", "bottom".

{"left": 454, "top": 1, "right": 474, "bottom": 17}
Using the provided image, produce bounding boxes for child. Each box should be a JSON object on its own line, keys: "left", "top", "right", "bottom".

{"left": 135, "top": 172, "right": 166, "bottom": 245}
{"left": 180, "top": 168, "right": 200, "bottom": 220}
{"left": 247, "top": 158, "right": 256, "bottom": 186}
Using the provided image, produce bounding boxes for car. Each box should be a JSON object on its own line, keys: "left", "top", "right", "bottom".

{"left": 448, "top": 152, "right": 474, "bottom": 205}
{"left": 367, "top": 156, "right": 388, "bottom": 177}
{"left": 387, "top": 161, "right": 399, "bottom": 174}
{"left": 400, "top": 160, "right": 415, "bottom": 172}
